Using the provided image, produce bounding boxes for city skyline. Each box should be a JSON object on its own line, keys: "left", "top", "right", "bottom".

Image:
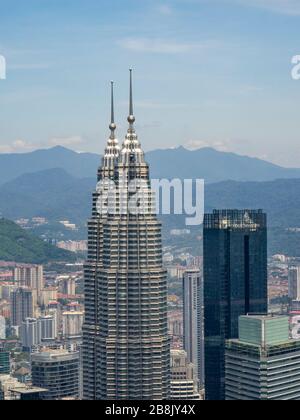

{"left": 0, "top": 0, "right": 300, "bottom": 166}
{"left": 2, "top": 0, "right": 300, "bottom": 403}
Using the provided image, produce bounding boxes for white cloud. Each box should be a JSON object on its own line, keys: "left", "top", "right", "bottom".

{"left": 117, "top": 38, "right": 215, "bottom": 54}
{"left": 185, "top": 139, "right": 231, "bottom": 152}
{"left": 0, "top": 140, "right": 36, "bottom": 153}
{"left": 235, "top": 0, "right": 300, "bottom": 15}
{"left": 156, "top": 4, "right": 173, "bottom": 15}
{"left": 0, "top": 136, "right": 85, "bottom": 154}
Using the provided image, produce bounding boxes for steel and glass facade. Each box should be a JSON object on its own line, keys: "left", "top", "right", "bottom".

{"left": 204, "top": 209, "right": 268, "bottom": 400}
{"left": 31, "top": 351, "right": 80, "bottom": 400}
{"left": 82, "top": 75, "right": 170, "bottom": 400}
{"left": 0, "top": 349, "right": 10, "bottom": 374}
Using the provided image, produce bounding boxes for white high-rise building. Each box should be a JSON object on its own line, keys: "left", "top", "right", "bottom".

{"left": 38, "top": 315, "right": 57, "bottom": 341}
{"left": 58, "top": 276, "right": 76, "bottom": 296}
{"left": 289, "top": 266, "right": 300, "bottom": 301}
{"left": 38, "top": 288, "right": 57, "bottom": 307}
{"left": 183, "top": 269, "right": 205, "bottom": 391}
{"left": 20, "top": 318, "right": 40, "bottom": 350}
{"left": 62, "top": 311, "right": 84, "bottom": 338}
{"left": 0, "top": 316, "right": 6, "bottom": 340}
{"left": 14, "top": 266, "right": 44, "bottom": 295}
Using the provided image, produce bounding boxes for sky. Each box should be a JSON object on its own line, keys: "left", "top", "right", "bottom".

{"left": 0, "top": 0, "right": 300, "bottom": 167}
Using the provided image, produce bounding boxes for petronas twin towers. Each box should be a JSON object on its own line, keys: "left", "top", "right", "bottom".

{"left": 82, "top": 70, "right": 170, "bottom": 400}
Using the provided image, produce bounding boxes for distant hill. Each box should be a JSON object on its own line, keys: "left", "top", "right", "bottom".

{"left": 0, "top": 169, "right": 300, "bottom": 255}
{"left": 0, "top": 146, "right": 300, "bottom": 184}
{"left": 147, "top": 147, "right": 300, "bottom": 183}
{"left": 0, "top": 168, "right": 94, "bottom": 223}
{"left": 0, "top": 168, "right": 300, "bottom": 230}
{"left": 205, "top": 179, "right": 300, "bottom": 228}
{"left": 0, "top": 146, "right": 100, "bottom": 185}
{"left": 0, "top": 219, "right": 76, "bottom": 264}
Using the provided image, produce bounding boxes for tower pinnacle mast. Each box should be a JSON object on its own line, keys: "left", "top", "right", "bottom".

{"left": 128, "top": 69, "right": 135, "bottom": 131}
{"left": 109, "top": 81, "right": 116, "bottom": 139}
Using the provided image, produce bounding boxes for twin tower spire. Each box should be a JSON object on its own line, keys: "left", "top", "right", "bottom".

{"left": 109, "top": 69, "right": 135, "bottom": 140}
{"left": 105, "top": 69, "right": 143, "bottom": 166}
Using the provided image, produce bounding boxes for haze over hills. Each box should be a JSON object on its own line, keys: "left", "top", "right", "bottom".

{"left": 1, "top": 145, "right": 300, "bottom": 256}
{"left": 0, "top": 168, "right": 300, "bottom": 230}
{"left": 0, "top": 146, "right": 300, "bottom": 184}
{"left": 147, "top": 147, "right": 300, "bottom": 183}
{"left": 0, "top": 168, "right": 93, "bottom": 222}
{"left": 0, "top": 146, "right": 100, "bottom": 184}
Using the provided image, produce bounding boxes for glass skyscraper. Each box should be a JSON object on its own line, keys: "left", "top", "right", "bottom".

{"left": 82, "top": 72, "right": 170, "bottom": 400}
{"left": 203, "top": 209, "right": 268, "bottom": 401}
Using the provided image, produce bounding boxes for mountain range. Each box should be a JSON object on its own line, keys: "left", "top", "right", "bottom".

{"left": 0, "top": 145, "right": 300, "bottom": 185}
{"left": 0, "top": 145, "right": 300, "bottom": 256}
{"left": 0, "top": 168, "right": 92, "bottom": 222}
{"left": 0, "top": 167, "right": 299, "bottom": 230}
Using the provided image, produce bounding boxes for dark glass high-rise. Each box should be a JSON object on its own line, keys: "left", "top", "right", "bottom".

{"left": 203, "top": 209, "right": 268, "bottom": 401}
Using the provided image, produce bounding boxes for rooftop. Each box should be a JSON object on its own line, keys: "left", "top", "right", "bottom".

{"left": 11, "top": 386, "right": 48, "bottom": 395}
{"left": 31, "top": 349, "right": 79, "bottom": 362}
{"left": 241, "top": 314, "right": 283, "bottom": 322}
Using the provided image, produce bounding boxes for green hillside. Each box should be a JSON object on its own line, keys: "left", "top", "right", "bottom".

{"left": 0, "top": 219, "right": 76, "bottom": 264}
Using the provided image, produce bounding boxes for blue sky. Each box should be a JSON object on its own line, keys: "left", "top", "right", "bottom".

{"left": 0, "top": 0, "right": 299, "bottom": 166}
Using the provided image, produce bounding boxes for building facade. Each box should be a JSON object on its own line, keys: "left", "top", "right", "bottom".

{"left": 62, "top": 311, "right": 84, "bottom": 339}
{"left": 289, "top": 266, "right": 300, "bottom": 301}
{"left": 183, "top": 269, "right": 205, "bottom": 390}
{"left": 21, "top": 318, "right": 39, "bottom": 351}
{"left": 0, "top": 349, "right": 10, "bottom": 374}
{"left": 59, "top": 277, "right": 76, "bottom": 296}
{"left": 38, "top": 315, "right": 57, "bottom": 342}
{"left": 225, "top": 315, "right": 300, "bottom": 400}
{"left": 204, "top": 209, "right": 268, "bottom": 400}
{"left": 14, "top": 266, "right": 44, "bottom": 296}
{"left": 82, "top": 73, "right": 170, "bottom": 400}
{"left": 0, "top": 316, "right": 5, "bottom": 340}
{"left": 11, "top": 288, "right": 33, "bottom": 328}
{"left": 31, "top": 350, "right": 80, "bottom": 400}
{"left": 170, "top": 350, "right": 202, "bottom": 400}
